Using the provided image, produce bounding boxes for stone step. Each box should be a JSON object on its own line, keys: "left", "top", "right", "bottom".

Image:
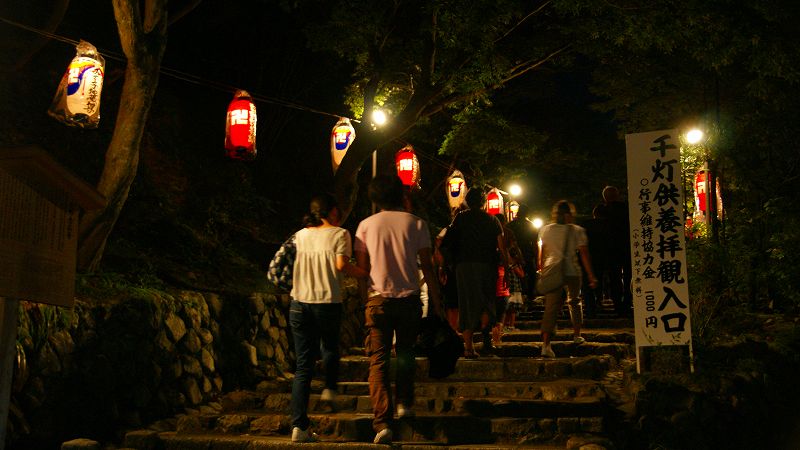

{"left": 479, "top": 342, "right": 633, "bottom": 360}
{"left": 145, "top": 411, "right": 605, "bottom": 446}
{"left": 336, "top": 355, "right": 616, "bottom": 382}
{"left": 262, "top": 379, "right": 606, "bottom": 415}
{"left": 488, "top": 329, "right": 635, "bottom": 344}
{"left": 512, "top": 318, "right": 634, "bottom": 330}
{"left": 127, "top": 430, "right": 571, "bottom": 449}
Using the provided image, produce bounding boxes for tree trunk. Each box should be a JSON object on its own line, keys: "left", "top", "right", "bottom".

{"left": 77, "top": 0, "right": 168, "bottom": 272}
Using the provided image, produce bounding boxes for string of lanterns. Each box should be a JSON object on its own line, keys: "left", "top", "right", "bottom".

{"left": 7, "top": 17, "right": 521, "bottom": 219}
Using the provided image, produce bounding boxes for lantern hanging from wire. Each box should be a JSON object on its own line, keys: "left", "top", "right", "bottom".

{"left": 446, "top": 169, "right": 466, "bottom": 210}
{"left": 395, "top": 145, "right": 420, "bottom": 188}
{"left": 508, "top": 200, "right": 520, "bottom": 221}
{"left": 486, "top": 188, "right": 504, "bottom": 216}
{"left": 224, "top": 90, "right": 257, "bottom": 160}
{"left": 48, "top": 40, "right": 105, "bottom": 129}
{"left": 330, "top": 117, "right": 355, "bottom": 173}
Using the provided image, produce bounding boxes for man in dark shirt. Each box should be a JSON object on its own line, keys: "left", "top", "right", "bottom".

{"left": 597, "top": 186, "right": 632, "bottom": 317}
{"left": 445, "top": 188, "right": 508, "bottom": 358}
{"left": 579, "top": 205, "right": 610, "bottom": 318}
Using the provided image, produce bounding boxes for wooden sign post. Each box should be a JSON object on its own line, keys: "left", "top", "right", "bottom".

{"left": 0, "top": 146, "right": 104, "bottom": 449}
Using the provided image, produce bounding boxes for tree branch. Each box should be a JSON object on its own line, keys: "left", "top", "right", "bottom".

{"left": 494, "top": 0, "right": 553, "bottom": 44}
{"left": 419, "top": 44, "right": 572, "bottom": 119}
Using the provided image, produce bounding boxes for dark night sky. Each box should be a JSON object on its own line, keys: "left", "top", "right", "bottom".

{"left": 1, "top": 1, "right": 627, "bottom": 228}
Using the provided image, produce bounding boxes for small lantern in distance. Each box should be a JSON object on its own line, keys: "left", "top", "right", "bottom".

{"left": 330, "top": 117, "right": 355, "bottom": 173}
{"left": 486, "top": 188, "right": 504, "bottom": 216}
{"left": 508, "top": 200, "right": 520, "bottom": 221}
{"left": 225, "top": 90, "right": 257, "bottom": 160}
{"left": 48, "top": 40, "right": 105, "bottom": 129}
{"left": 446, "top": 169, "right": 466, "bottom": 210}
{"left": 395, "top": 145, "right": 420, "bottom": 188}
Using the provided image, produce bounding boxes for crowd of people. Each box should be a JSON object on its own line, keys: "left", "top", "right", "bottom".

{"left": 281, "top": 175, "right": 631, "bottom": 444}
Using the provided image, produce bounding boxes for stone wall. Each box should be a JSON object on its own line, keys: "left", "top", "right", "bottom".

{"left": 7, "top": 287, "right": 308, "bottom": 448}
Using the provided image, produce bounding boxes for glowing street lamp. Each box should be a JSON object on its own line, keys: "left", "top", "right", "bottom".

{"left": 371, "top": 109, "right": 387, "bottom": 127}
{"left": 686, "top": 128, "right": 705, "bottom": 145}
{"left": 508, "top": 184, "right": 522, "bottom": 197}
{"left": 532, "top": 217, "right": 543, "bottom": 229}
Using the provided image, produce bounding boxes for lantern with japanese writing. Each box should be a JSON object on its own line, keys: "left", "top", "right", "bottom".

{"left": 508, "top": 200, "right": 520, "bottom": 221}
{"left": 694, "top": 169, "right": 708, "bottom": 216}
{"left": 48, "top": 40, "right": 105, "bottom": 129}
{"left": 330, "top": 117, "right": 355, "bottom": 173}
{"left": 395, "top": 145, "right": 420, "bottom": 188}
{"left": 446, "top": 170, "right": 466, "bottom": 210}
{"left": 224, "top": 90, "right": 257, "bottom": 160}
{"left": 486, "top": 188, "right": 504, "bottom": 216}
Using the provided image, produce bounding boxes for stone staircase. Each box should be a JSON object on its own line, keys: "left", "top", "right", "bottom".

{"left": 123, "top": 298, "right": 635, "bottom": 449}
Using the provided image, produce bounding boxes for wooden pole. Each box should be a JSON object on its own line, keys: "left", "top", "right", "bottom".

{"left": 0, "top": 297, "right": 19, "bottom": 450}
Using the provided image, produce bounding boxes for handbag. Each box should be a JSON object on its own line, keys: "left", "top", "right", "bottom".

{"left": 536, "top": 225, "right": 572, "bottom": 295}
{"left": 267, "top": 233, "right": 297, "bottom": 291}
{"left": 415, "top": 315, "right": 464, "bottom": 379}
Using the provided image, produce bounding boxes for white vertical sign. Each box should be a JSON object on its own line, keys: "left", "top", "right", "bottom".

{"left": 625, "top": 130, "right": 693, "bottom": 373}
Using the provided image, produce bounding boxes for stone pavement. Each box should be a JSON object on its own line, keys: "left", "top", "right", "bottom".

{"left": 122, "top": 298, "right": 635, "bottom": 449}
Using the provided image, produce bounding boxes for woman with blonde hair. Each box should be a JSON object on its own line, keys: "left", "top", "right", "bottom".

{"left": 537, "top": 200, "right": 597, "bottom": 358}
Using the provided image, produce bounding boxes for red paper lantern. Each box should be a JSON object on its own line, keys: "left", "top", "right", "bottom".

{"left": 225, "top": 90, "right": 257, "bottom": 160}
{"left": 395, "top": 145, "right": 420, "bottom": 187}
{"left": 694, "top": 170, "right": 708, "bottom": 213}
{"left": 486, "top": 188, "right": 504, "bottom": 216}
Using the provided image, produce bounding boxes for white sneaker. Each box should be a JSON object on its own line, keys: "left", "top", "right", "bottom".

{"left": 291, "top": 426, "right": 318, "bottom": 443}
{"left": 320, "top": 388, "right": 337, "bottom": 402}
{"left": 573, "top": 336, "right": 586, "bottom": 344}
{"left": 373, "top": 428, "right": 393, "bottom": 444}
{"left": 541, "top": 346, "right": 555, "bottom": 358}
{"left": 397, "top": 403, "right": 415, "bottom": 418}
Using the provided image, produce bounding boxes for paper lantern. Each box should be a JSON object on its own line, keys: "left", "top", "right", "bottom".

{"left": 694, "top": 169, "right": 708, "bottom": 214}
{"left": 486, "top": 188, "right": 504, "bottom": 216}
{"left": 395, "top": 145, "right": 420, "bottom": 188}
{"left": 330, "top": 117, "right": 355, "bottom": 173}
{"left": 48, "top": 40, "right": 105, "bottom": 129}
{"left": 225, "top": 90, "right": 257, "bottom": 160}
{"left": 508, "top": 200, "right": 520, "bottom": 221}
{"left": 446, "top": 170, "right": 466, "bottom": 210}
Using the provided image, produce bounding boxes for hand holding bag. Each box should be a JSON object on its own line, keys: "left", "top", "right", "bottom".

{"left": 536, "top": 226, "right": 572, "bottom": 295}
{"left": 267, "top": 233, "right": 297, "bottom": 291}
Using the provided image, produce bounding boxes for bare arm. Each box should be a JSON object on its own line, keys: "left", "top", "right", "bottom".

{"left": 355, "top": 250, "right": 370, "bottom": 301}
{"left": 578, "top": 245, "right": 597, "bottom": 288}
{"left": 336, "top": 255, "right": 369, "bottom": 278}
{"left": 418, "top": 247, "right": 442, "bottom": 317}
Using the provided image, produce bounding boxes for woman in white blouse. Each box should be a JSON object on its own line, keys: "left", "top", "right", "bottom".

{"left": 289, "top": 194, "right": 366, "bottom": 442}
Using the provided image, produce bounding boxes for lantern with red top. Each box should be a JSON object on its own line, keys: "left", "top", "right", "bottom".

{"left": 225, "top": 90, "right": 257, "bottom": 160}
{"left": 395, "top": 145, "right": 420, "bottom": 188}
{"left": 486, "top": 188, "right": 504, "bottom": 216}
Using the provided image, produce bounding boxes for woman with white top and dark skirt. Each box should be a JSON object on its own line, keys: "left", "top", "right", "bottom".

{"left": 537, "top": 200, "right": 597, "bottom": 358}
{"left": 289, "top": 194, "right": 367, "bottom": 442}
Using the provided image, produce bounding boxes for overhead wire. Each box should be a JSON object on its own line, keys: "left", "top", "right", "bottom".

{"left": 1, "top": 15, "right": 512, "bottom": 193}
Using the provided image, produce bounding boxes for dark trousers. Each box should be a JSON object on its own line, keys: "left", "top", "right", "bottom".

{"left": 289, "top": 300, "right": 343, "bottom": 430}
{"left": 364, "top": 294, "right": 422, "bottom": 432}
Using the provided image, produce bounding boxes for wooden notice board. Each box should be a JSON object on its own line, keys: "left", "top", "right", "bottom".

{"left": 0, "top": 146, "right": 105, "bottom": 307}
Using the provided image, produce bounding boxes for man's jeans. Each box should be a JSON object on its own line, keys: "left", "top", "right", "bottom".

{"left": 364, "top": 294, "right": 422, "bottom": 432}
{"left": 289, "top": 300, "right": 343, "bottom": 430}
